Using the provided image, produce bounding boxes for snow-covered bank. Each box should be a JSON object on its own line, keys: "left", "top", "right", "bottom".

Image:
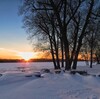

{"left": 0, "top": 72, "right": 100, "bottom": 99}
{"left": 0, "top": 62, "right": 100, "bottom": 99}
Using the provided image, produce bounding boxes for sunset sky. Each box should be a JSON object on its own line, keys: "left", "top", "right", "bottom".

{"left": 0, "top": 0, "right": 39, "bottom": 60}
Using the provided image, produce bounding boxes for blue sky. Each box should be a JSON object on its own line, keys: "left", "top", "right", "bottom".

{"left": 0, "top": 0, "right": 34, "bottom": 59}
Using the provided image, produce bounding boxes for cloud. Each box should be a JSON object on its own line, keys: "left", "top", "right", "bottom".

{"left": 0, "top": 48, "right": 20, "bottom": 59}
{"left": 0, "top": 48, "right": 19, "bottom": 53}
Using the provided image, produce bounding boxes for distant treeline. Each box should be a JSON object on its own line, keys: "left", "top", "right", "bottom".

{"left": 0, "top": 59, "right": 53, "bottom": 63}
{"left": 0, "top": 59, "right": 86, "bottom": 63}
{"left": 0, "top": 59, "right": 23, "bottom": 63}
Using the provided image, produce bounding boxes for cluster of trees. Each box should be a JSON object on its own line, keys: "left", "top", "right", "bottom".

{"left": 19, "top": 0, "right": 100, "bottom": 70}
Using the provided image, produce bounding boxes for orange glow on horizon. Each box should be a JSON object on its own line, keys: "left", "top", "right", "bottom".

{"left": 0, "top": 48, "right": 51, "bottom": 60}
{"left": 0, "top": 47, "right": 91, "bottom": 60}
{"left": 0, "top": 48, "right": 39, "bottom": 60}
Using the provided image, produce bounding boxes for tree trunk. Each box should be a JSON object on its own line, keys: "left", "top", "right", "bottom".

{"left": 55, "top": 37, "right": 60, "bottom": 69}
{"left": 90, "top": 33, "right": 93, "bottom": 68}
{"left": 64, "top": 38, "right": 70, "bottom": 70}
{"left": 49, "top": 36, "right": 57, "bottom": 69}
{"left": 90, "top": 47, "right": 93, "bottom": 68}
{"left": 61, "top": 39, "right": 64, "bottom": 68}
{"left": 72, "top": 52, "right": 78, "bottom": 69}
{"left": 72, "top": 39, "right": 82, "bottom": 69}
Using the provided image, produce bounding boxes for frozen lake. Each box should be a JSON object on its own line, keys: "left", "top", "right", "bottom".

{"left": 0, "top": 61, "right": 97, "bottom": 74}
{"left": 0, "top": 62, "right": 53, "bottom": 70}
{"left": 0, "top": 61, "right": 100, "bottom": 99}
{"left": 0, "top": 61, "right": 87, "bottom": 69}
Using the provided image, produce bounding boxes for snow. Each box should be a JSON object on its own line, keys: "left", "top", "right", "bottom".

{"left": 0, "top": 62, "right": 100, "bottom": 99}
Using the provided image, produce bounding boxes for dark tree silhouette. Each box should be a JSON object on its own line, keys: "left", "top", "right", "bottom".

{"left": 19, "top": 0, "right": 100, "bottom": 70}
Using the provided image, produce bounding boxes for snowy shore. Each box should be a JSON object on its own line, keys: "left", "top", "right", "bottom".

{"left": 0, "top": 62, "right": 100, "bottom": 99}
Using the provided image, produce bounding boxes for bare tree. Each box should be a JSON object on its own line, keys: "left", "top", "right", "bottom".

{"left": 19, "top": 0, "right": 100, "bottom": 70}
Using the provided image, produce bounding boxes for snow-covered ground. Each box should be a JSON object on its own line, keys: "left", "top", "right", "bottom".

{"left": 0, "top": 62, "right": 100, "bottom": 99}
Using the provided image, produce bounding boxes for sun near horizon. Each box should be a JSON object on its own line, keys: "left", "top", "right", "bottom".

{"left": 18, "top": 52, "right": 35, "bottom": 61}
